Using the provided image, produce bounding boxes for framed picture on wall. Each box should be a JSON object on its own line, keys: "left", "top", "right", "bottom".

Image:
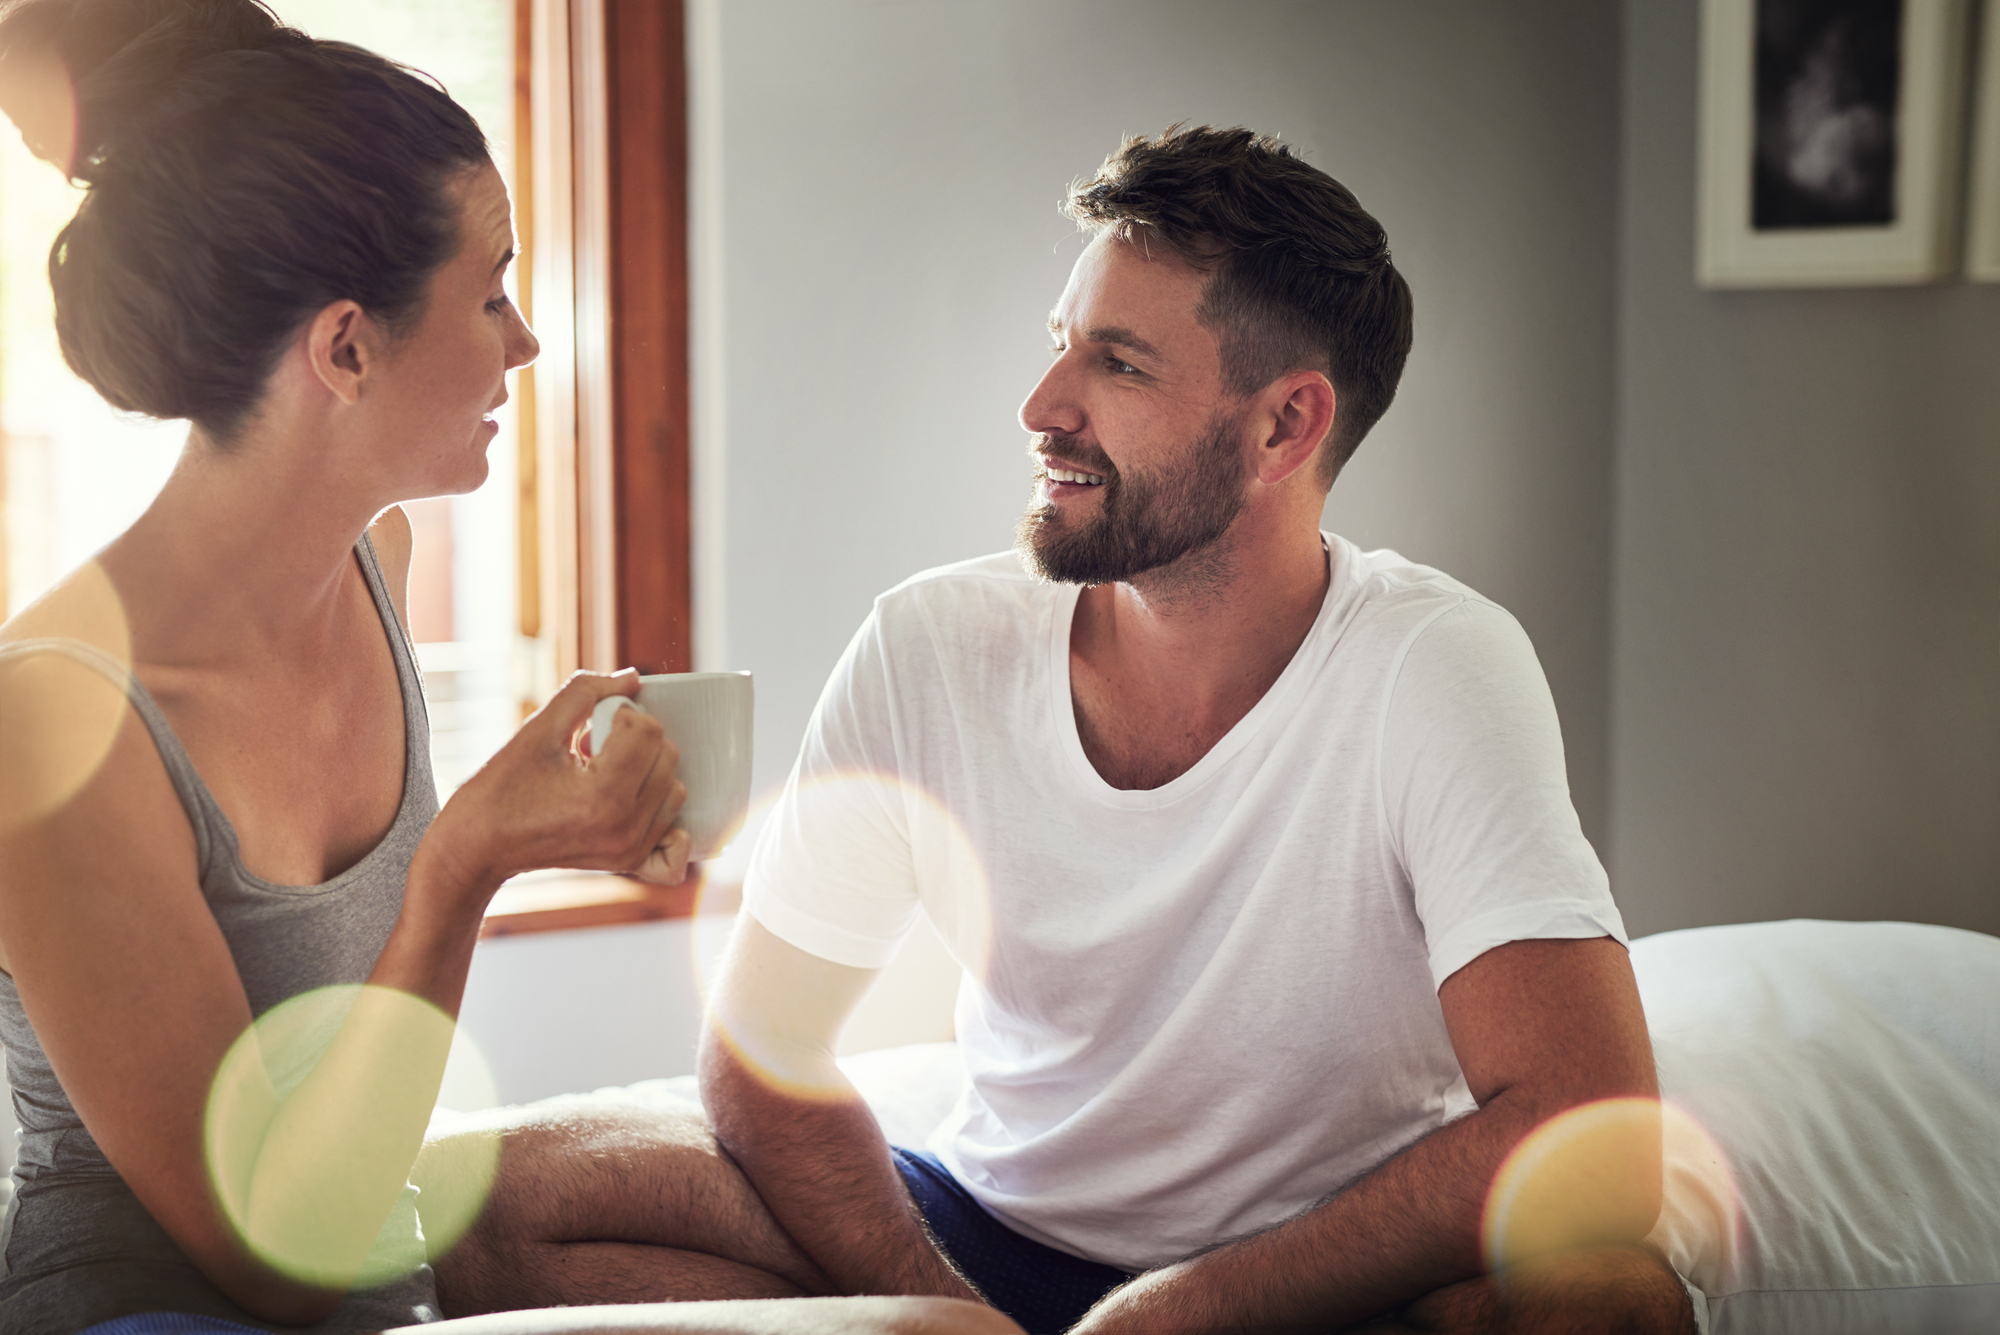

{"left": 1964, "top": 0, "right": 2000, "bottom": 279}
{"left": 1697, "top": 0, "right": 1973, "bottom": 288}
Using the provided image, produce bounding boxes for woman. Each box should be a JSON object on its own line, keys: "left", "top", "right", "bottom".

{"left": 0, "top": 3, "right": 1009, "bottom": 1333}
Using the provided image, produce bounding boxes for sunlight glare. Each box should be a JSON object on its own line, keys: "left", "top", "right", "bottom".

{"left": 1482, "top": 1096, "right": 1666, "bottom": 1272}
{"left": 695, "top": 770, "right": 988, "bottom": 1101}
{"left": 0, "top": 562, "right": 135, "bottom": 836}
{"left": 691, "top": 769, "right": 994, "bottom": 1004}
{"left": 0, "top": 47, "right": 77, "bottom": 176}
{"left": 204, "top": 984, "right": 498, "bottom": 1288}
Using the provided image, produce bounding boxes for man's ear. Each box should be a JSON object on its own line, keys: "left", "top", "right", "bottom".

{"left": 1252, "top": 371, "right": 1337, "bottom": 487}
{"left": 305, "top": 300, "right": 377, "bottom": 406}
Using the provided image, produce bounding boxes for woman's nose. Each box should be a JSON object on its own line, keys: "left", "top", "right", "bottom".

{"left": 508, "top": 307, "right": 541, "bottom": 370}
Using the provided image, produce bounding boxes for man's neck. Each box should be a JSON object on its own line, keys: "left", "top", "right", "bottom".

{"left": 1067, "top": 523, "right": 1331, "bottom": 791}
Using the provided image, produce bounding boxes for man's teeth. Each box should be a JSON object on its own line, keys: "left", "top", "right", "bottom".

{"left": 1048, "top": 467, "right": 1105, "bottom": 485}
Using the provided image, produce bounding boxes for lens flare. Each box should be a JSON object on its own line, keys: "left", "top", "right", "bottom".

{"left": 415, "top": 1025, "right": 505, "bottom": 1264}
{"left": 690, "top": 769, "right": 994, "bottom": 1004}
{"left": 689, "top": 870, "right": 740, "bottom": 1009}
{"left": 204, "top": 985, "right": 498, "bottom": 1288}
{"left": 694, "top": 770, "right": 989, "bottom": 1102}
{"left": 703, "top": 1022, "right": 863, "bottom": 1106}
{"left": 436, "top": 1020, "right": 502, "bottom": 1114}
{"left": 0, "top": 562, "right": 135, "bottom": 837}
{"left": 1482, "top": 1097, "right": 1665, "bottom": 1273}
{"left": 1644, "top": 1099, "right": 1741, "bottom": 1287}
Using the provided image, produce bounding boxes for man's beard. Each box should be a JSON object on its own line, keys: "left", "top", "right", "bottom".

{"left": 1014, "top": 410, "right": 1248, "bottom": 587}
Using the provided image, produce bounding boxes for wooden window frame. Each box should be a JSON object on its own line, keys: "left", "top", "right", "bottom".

{"left": 492, "top": 0, "right": 694, "bottom": 936}
{"left": 525, "top": 0, "right": 691, "bottom": 681}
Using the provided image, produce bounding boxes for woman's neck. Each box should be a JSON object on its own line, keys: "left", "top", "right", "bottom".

{"left": 103, "top": 428, "right": 386, "bottom": 670}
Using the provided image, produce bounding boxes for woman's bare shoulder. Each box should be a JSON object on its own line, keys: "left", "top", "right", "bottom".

{"left": 0, "top": 560, "right": 132, "bottom": 657}
{"left": 0, "top": 606, "right": 200, "bottom": 981}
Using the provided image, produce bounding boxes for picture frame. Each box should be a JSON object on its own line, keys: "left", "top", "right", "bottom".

{"left": 1697, "top": 0, "right": 1973, "bottom": 288}
{"left": 1964, "top": 0, "right": 2000, "bottom": 279}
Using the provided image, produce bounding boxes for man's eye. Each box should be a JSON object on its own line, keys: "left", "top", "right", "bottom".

{"left": 1108, "top": 357, "right": 1139, "bottom": 375}
{"left": 1048, "top": 343, "right": 1065, "bottom": 356}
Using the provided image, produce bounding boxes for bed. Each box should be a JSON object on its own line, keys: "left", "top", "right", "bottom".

{"left": 30, "top": 918, "right": 2000, "bottom": 1332}
{"left": 576, "top": 918, "right": 2000, "bottom": 1334}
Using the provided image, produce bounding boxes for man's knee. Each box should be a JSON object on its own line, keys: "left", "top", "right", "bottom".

{"left": 1392, "top": 1243, "right": 1695, "bottom": 1335}
{"left": 420, "top": 1099, "right": 834, "bottom": 1311}
{"left": 427, "top": 1099, "right": 718, "bottom": 1238}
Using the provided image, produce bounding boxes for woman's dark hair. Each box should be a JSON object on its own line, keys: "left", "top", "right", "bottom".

{"left": 0, "top": 0, "right": 489, "bottom": 441}
{"left": 1064, "top": 125, "right": 1414, "bottom": 482}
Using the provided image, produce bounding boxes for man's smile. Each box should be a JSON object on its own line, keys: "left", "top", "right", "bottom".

{"left": 1044, "top": 464, "right": 1106, "bottom": 486}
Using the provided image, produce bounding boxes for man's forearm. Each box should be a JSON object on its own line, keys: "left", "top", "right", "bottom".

{"left": 700, "top": 1036, "right": 983, "bottom": 1303}
{"left": 1077, "top": 1088, "right": 1654, "bottom": 1333}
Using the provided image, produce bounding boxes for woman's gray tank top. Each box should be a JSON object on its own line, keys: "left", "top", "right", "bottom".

{"left": 0, "top": 536, "right": 443, "bottom": 1332}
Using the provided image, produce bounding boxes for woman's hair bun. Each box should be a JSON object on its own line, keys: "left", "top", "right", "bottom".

{"left": 0, "top": 0, "right": 489, "bottom": 440}
{"left": 0, "top": 0, "right": 304, "bottom": 176}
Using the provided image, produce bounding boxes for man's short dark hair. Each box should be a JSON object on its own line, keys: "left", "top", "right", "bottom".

{"left": 1062, "top": 125, "right": 1414, "bottom": 483}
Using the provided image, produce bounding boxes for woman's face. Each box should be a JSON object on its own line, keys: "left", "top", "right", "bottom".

{"left": 364, "top": 162, "right": 538, "bottom": 499}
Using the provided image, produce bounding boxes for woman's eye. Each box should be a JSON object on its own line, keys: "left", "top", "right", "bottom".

{"left": 487, "top": 293, "right": 513, "bottom": 314}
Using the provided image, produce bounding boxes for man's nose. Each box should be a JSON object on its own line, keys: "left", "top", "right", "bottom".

{"left": 1019, "top": 356, "right": 1083, "bottom": 438}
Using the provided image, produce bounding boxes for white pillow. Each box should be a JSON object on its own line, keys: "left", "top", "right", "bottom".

{"left": 1636, "top": 919, "right": 2000, "bottom": 1333}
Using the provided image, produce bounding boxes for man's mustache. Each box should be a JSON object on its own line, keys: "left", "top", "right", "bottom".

{"left": 1028, "top": 432, "right": 1117, "bottom": 479}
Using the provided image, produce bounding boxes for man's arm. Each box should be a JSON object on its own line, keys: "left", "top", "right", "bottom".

{"left": 700, "top": 916, "right": 985, "bottom": 1303}
{"left": 1071, "top": 935, "right": 1661, "bottom": 1333}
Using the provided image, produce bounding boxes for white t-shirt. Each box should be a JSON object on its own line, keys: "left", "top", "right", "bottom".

{"left": 743, "top": 535, "right": 1625, "bottom": 1271}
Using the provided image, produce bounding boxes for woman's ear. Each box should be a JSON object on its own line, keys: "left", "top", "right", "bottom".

{"left": 305, "top": 300, "right": 377, "bottom": 405}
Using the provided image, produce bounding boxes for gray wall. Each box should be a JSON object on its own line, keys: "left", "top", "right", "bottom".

{"left": 1609, "top": 0, "right": 2000, "bottom": 936}
{"left": 704, "top": 0, "right": 1621, "bottom": 848}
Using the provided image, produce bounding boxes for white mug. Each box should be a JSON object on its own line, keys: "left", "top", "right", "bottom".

{"left": 589, "top": 671, "right": 753, "bottom": 862}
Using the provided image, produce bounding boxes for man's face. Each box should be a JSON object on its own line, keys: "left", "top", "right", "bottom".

{"left": 1015, "top": 233, "right": 1249, "bottom": 586}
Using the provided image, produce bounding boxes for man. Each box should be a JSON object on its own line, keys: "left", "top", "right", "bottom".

{"left": 438, "top": 127, "right": 1691, "bottom": 1334}
{"left": 696, "top": 127, "right": 1692, "bottom": 1333}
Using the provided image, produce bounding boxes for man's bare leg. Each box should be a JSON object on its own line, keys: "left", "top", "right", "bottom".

{"left": 420, "top": 1100, "right": 836, "bottom": 1315}
{"left": 1357, "top": 1244, "right": 1696, "bottom": 1335}
{"left": 387, "top": 1295, "right": 1022, "bottom": 1335}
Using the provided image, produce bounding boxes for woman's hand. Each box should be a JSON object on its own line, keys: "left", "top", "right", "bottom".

{"left": 417, "top": 670, "right": 692, "bottom": 913}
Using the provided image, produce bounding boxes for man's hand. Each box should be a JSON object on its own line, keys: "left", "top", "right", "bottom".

{"left": 700, "top": 917, "right": 985, "bottom": 1304}
{"left": 1069, "top": 937, "right": 1661, "bottom": 1333}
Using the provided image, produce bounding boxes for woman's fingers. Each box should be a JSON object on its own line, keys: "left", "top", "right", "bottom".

{"left": 590, "top": 704, "right": 669, "bottom": 786}
{"left": 614, "top": 762, "right": 684, "bottom": 877}
{"left": 632, "top": 826, "right": 693, "bottom": 886}
{"left": 432, "top": 669, "right": 700, "bottom": 882}
{"left": 648, "top": 779, "right": 688, "bottom": 851}
{"left": 532, "top": 669, "right": 641, "bottom": 756}
{"left": 573, "top": 700, "right": 680, "bottom": 870}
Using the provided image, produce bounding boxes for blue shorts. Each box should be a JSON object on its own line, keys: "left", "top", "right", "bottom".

{"left": 78, "top": 1319, "right": 266, "bottom": 1335}
{"left": 892, "top": 1147, "right": 1135, "bottom": 1334}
